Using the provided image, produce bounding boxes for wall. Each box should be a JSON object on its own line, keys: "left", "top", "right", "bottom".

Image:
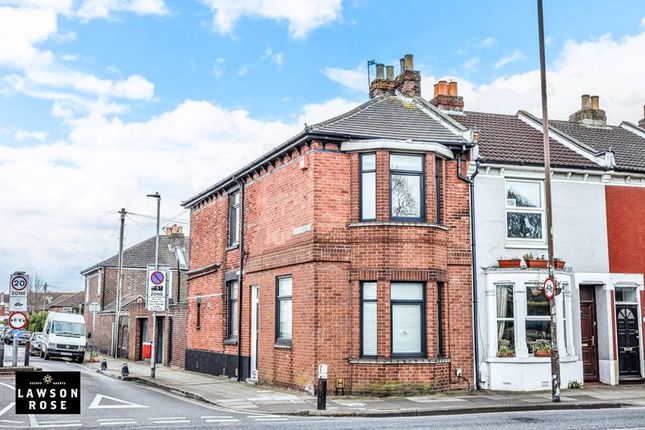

{"left": 473, "top": 167, "right": 608, "bottom": 388}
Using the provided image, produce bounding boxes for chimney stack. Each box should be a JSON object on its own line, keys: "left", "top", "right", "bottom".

{"left": 429, "top": 79, "right": 464, "bottom": 111}
{"left": 639, "top": 104, "right": 645, "bottom": 129}
{"left": 370, "top": 53, "right": 421, "bottom": 99}
{"left": 569, "top": 94, "right": 606, "bottom": 126}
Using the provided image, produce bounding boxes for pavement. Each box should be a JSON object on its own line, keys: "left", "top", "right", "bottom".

{"left": 87, "top": 354, "right": 645, "bottom": 417}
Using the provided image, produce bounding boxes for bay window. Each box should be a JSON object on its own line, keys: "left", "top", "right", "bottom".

{"left": 390, "top": 154, "right": 425, "bottom": 221}
{"left": 360, "top": 154, "right": 376, "bottom": 221}
{"left": 525, "top": 284, "right": 551, "bottom": 353}
{"left": 496, "top": 285, "right": 515, "bottom": 352}
{"left": 505, "top": 180, "right": 544, "bottom": 240}
{"left": 391, "top": 282, "right": 425, "bottom": 356}
{"left": 361, "top": 282, "right": 377, "bottom": 357}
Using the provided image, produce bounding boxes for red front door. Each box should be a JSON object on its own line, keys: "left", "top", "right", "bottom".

{"left": 580, "top": 286, "right": 599, "bottom": 382}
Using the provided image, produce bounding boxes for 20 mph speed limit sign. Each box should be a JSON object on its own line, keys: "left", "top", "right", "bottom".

{"left": 10, "top": 273, "right": 29, "bottom": 296}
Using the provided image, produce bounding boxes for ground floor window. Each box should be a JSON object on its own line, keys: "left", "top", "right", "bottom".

{"left": 526, "top": 284, "right": 551, "bottom": 352}
{"left": 276, "top": 276, "right": 292, "bottom": 342}
{"left": 361, "top": 282, "right": 377, "bottom": 357}
{"left": 391, "top": 282, "right": 425, "bottom": 357}
{"left": 496, "top": 284, "right": 514, "bottom": 355}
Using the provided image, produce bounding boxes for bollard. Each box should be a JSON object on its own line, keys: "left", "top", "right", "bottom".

{"left": 0, "top": 342, "right": 4, "bottom": 367}
{"left": 12, "top": 339, "right": 18, "bottom": 367}
{"left": 121, "top": 363, "right": 129, "bottom": 377}
{"left": 100, "top": 358, "right": 108, "bottom": 371}
{"left": 24, "top": 341, "right": 30, "bottom": 367}
{"left": 317, "top": 364, "right": 328, "bottom": 411}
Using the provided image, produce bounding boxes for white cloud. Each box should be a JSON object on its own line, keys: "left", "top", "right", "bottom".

{"left": 237, "top": 65, "right": 249, "bottom": 76}
{"left": 200, "top": 0, "right": 342, "bottom": 39}
{"left": 641, "top": 16, "right": 645, "bottom": 27}
{"left": 0, "top": 96, "right": 357, "bottom": 290}
{"left": 463, "top": 57, "right": 480, "bottom": 70}
{"left": 494, "top": 50, "right": 524, "bottom": 69}
{"left": 14, "top": 130, "right": 48, "bottom": 141}
{"left": 262, "top": 46, "right": 283, "bottom": 67}
{"left": 422, "top": 29, "right": 645, "bottom": 124}
{"left": 477, "top": 36, "right": 496, "bottom": 48}
{"left": 0, "top": 7, "right": 57, "bottom": 68}
{"left": 323, "top": 64, "right": 366, "bottom": 92}
{"left": 76, "top": 0, "right": 169, "bottom": 20}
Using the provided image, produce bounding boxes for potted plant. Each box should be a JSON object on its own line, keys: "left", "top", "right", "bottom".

{"left": 497, "top": 339, "right": 515, "bottom": 357}
{"left": 523, "top": 253, "right": 548, "bottom": 268}
{"left": 497, "top": 257, "right": 521, "bottom": 268}
{"left": 89, "top": 351, "right": 100, "bottom": 363}
{"left": 531, "top": 339, "right": 552, "bottom": 357}
{"left": 554, "top": 258, "right": 566, "bottom": 269}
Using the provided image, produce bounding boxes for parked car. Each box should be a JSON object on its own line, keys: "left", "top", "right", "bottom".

{"left": 29, "top": 332, "right": 45, "bottom": 355}
{"left": 3, "top": 329, "right": 19, "bottom": 345}
{"left": 14, "top": 330, "right": 31, "bottom": 346}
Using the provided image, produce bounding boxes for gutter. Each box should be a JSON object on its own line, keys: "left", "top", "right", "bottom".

{"left": 456, "top": 154, "right": 481, "bottom": 390}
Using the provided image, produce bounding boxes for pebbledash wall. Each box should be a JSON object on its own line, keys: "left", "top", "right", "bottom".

{"left": 185, "top": 142, "right": 474, "bottom": 393}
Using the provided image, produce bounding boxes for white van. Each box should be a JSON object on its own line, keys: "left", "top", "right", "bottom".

{"left": 41, "top": 312, "right": 87, "bottom": 363}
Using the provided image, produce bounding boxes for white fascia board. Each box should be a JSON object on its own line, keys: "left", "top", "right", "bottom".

{"left": 341, "top": 139, "right": 454, "bottom": 159}
{"left": 620, "top": 121, "right": 645, "bottom": 139}
{"left": 517, "top": 112, "right": 608, "bottom": 167}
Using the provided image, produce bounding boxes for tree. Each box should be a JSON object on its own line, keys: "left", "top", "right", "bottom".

{"left": 28, "top": 311, "right": 48, "bottom": 333}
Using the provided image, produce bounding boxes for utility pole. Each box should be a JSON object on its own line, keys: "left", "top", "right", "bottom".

{"left": 113, "top": 208, "right": 126, "bottom": 358}
{"left": 537, "top": 0, "right": 561, "bottom": 403}
{"left": 42, "top": 283, "right": 48, "bottom": 312}
{"left": 147, "top": 193, "right": 161, "bottom": 378}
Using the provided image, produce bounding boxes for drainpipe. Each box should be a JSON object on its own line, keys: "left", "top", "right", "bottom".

{"left": 236, "top": 179, "right": 246, "bottom": 382}
{"left": 457, "top": 154, "right": 481, "bottom": 390}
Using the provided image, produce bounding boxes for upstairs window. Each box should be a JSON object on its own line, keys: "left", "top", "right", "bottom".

{"left": 390, "top": 154, "right": 425, "bottom": 221}
{"left": 505, "top": 180, "right": 544, "bottom": 240}
{"left": 360, "top": 153, "right": 376, "bottom": 221}
{"left": 228, "top": 191, "right": 240, "bottom": 246}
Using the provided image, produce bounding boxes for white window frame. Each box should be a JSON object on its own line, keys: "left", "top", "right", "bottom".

{"left": 495, "top": 284, "right": 515, "bottom": 354}
{"left": 505, "top": 179, "right": 546, "bottom": 244}
{"left": 525, "top": 283, "right": 551, "bottom": 354}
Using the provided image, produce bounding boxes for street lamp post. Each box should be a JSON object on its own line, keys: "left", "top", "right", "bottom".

{"left": 147, "top": 192, "right": 161, "bottom": 379}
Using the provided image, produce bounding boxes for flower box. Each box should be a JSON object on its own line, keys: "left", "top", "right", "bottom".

{"left": 525, "top": 259, "right": 548, "bottom": 268}
{"left": 554, "top": 259, "right": 566, "bottom": 269}
{"left": 498, "top": 258, "right": 522, "bottom": 268}
{"left": 534, "top": 350, "right": 551, "bottom": 357}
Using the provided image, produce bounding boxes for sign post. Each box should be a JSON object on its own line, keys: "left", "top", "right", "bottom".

{"left": 317, "top": 364, "right": 328, "bottom": 410}
{"left": 146, "top": 266, "right": 168, "bottom": 312}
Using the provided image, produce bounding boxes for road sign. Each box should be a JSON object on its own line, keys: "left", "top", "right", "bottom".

{"left": 9, "top": 296, "right": 27, "bottom": 312}
{"left": 146, "top": 266, "right": 169, "bottom": 312}
{"left": 9, "top": 311, "right": 28, "bottom": 330}
{"left": 10, "top": 273, "right": 29, "bottom": 296}
{"left": 544, "top": 277, "right": 556, "bottom": 300}
{"left": 89, "top": 302, "right": 101, "bottom": 313}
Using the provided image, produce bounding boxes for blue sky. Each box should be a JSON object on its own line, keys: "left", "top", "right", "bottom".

{"left": 1, "top": 0, "right": 644, "bottom": 292}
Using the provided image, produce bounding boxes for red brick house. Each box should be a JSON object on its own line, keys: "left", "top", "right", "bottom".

{"left": 81, "top": 227, "right": 189, "bottom": 368}
{"left": 182, "top": 55, "right": 477, "bottom": 393}
{"left": 46, "top": 291, "right": 85, "bottom": 314}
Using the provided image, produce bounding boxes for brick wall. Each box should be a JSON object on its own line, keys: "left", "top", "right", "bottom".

{"left": 187, "top": 141, "right": 473, "bottom": 393}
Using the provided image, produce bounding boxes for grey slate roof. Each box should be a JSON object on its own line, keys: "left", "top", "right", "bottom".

{"left": 451, "top": 111, "right": 599, "bottom": 169}
{"left": 310, "top": 95, "right": 467, "bottom": 144}
{"left": 549, "top": 120, "right": 645, "bottom": 173}
{"left": 81, "top": 234, "right": 188, "bottom": 274}
{"left": 46, "top": 291, "right": 84, "bottom": 310}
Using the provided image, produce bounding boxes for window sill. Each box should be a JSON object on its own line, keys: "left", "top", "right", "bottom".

{"left": 223, "top": 338, "right": 238, "bottom": 346}
{"left": 349, "top": 221, "right": 448, "bottom": 230}
{"left": 225, "top": 243, "right": 239, "bottom": 252}
{"left": 349, "top": 357, "right": 450, "bottom": 365}
{"left": 274, "top": 339, "right": 292, "bottom": 349}
{"left": 486, "top": 355, "right": 578, "bottom": 364}
{"left": 504, "top": 242, "right": 547, "bottom": 250}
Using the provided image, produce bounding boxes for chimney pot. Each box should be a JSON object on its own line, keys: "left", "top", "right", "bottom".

{"left": 448, "top": 81, "right": 458, "bottom": 97}
{"left": 375, "top": 63, "right": 385, "bottom": 80}
{"left": 437, "top": 80, "right": 448, "bottom": 95}
{"left": 581, "top": 94, "right": 591, "bottom": 109}
{"left": 404, "top": 54, "right": 413, "bottom": 71}
{"left": 433, "top": 83, "right": 440, "bottom": 97}
{"left": 591, "top": 95, "right": 600, "bottom": 110}
{"left": 386, "top": 65, "right": 394, "bottom": 80}
{"left": 399, "top": 58, "right": 405, "bottom": 74}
